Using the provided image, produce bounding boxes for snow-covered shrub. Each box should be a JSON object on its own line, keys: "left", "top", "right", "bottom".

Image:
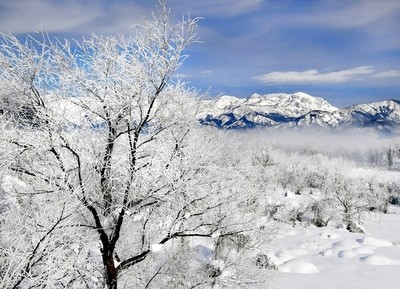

{"left": 215, "top": 233, "right": 250, "bottom": 259}
{"left": 364, "top": 178, "right": 388, "bottom": 213}
{"left": 387, "top": 181, "right": 400, "bottom": 206}
{"left": 255, "top": 253, "right": 278, "bottom": 270}
{"left": 325, "top": 173, "right": 366, "bottom": 232}
{"left": 306, "top": 199, "right": 332, "bottom": 227}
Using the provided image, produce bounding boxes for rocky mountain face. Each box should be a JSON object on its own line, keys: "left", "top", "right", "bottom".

{"left": 199, "top": 92, "right": 400, "bottom": 133}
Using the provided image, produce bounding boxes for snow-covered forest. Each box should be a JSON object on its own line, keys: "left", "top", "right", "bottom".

{"left": 1, "top": 2, "right": 400, "bottom": 289}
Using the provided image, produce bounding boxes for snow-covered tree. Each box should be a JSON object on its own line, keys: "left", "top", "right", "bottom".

{"left": 0, "top": 2, "right": 269, "bottom": 288}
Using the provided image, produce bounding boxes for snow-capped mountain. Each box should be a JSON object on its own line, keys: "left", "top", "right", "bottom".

{"left": 340, "top": 100, "right": 400, "bottom": 131}
{"left": 199, "top": 92, "right": 400, "bottom": 133}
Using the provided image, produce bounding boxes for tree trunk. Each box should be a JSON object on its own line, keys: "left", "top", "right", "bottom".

{"left": 104, "top": 248, "right": 118, "bottom": 289}
{"left": 101, "top": 138, "right": 115, "bottom": 215}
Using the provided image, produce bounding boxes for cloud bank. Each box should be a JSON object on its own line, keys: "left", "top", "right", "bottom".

{"left": 373, "top": 70, "right": 400, "bottom": 78}
{"left": 254, "top": 66, "right": 375, "bottom": 85}
{"left": 0, "top": 0, "right": 148, "bottom": 34}
{"left": 171, "top": 0, "right": 264, "bottom": 17}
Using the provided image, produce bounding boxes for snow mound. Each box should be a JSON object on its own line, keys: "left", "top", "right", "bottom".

{"left": 360, "top": 254, "right": 399, "bottom": 265}
{"left": 276, "top": 249, "right": 296, "bottom": 263}
{"left": 327, "top": 239, "right": 361, "bottom": 255}
{"left": 290, "top": 247, "right": 312, "bottom": 255}
{"left": 357, "top": 236, "right": 393, "bottom": 247}
{"left": 319, "top": 249, "right": 333, "bottom": 257}
{"left": 280, "top": 259, "right": 319, "bottom": 274}
{"left": 337, "top": 249, "right": 358, "bottom": 258}
{"left": 352, "top": 246, "right": 375, "bottom": 255}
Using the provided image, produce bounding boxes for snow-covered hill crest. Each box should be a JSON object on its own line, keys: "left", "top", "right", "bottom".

{"left": 199, "top": 92, "right": 400, "bottom": 133}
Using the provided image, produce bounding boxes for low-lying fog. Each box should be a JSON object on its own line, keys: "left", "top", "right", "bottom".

{"left": 230, "top": 128, "right": 400, "bottom": 169}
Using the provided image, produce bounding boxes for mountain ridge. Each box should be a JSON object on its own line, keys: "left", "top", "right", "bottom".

{"left": 199, "top": 92, "right": 400, "bottom": 133}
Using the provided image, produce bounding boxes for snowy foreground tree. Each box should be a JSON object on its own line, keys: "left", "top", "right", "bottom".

{"left": 0, "top": 2, "right": 270, "bottom": 289}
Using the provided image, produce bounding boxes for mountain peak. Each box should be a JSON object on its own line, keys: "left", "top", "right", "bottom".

{"left": 242, "top": 92, "right": 338, "bottom": 115}
{"left": 292, "top": 91, "right": 314, "bottom": 98}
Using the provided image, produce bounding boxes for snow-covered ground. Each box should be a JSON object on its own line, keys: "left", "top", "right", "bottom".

{"left": 271, "top": 206, "right": 400, "bottom": 289}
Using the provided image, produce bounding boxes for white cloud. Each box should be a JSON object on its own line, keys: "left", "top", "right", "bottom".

{"left": 373, "top": 70, "right": 400, "bottom": 78}
{"left": 0, "top": 0, "right": 149, "bottom": 35}
{"left": 170, "top": 0, "right": 264, "bottom": 17}
{"left": 254, "top": 66, "right": 375, "bottom": 85}
{"left": 298, "top": 0, "right": 400, "bottom": 29}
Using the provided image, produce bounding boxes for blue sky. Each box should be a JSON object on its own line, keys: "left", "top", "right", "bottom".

{"left": 0, "top": 0, "right": 399, "bottom": 107}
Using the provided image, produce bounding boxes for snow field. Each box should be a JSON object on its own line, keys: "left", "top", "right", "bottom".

{"left": 270, "top": 206, "right": 400, "bottom": 289}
